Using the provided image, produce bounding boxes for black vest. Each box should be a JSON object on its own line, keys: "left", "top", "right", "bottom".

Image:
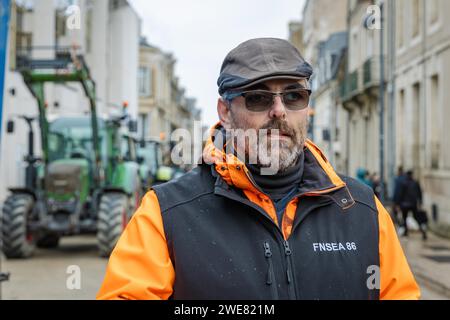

{"left": 152, "top": 164, "right": 380, "bottom": 300}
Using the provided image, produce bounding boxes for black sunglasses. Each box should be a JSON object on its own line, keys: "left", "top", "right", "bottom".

{"left": 224, "top": 89, "right": 311, "bottom": 112}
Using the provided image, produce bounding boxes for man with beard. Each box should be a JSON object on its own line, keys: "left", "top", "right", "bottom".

{"left": 97, "top": 38, "right": 419, "bottom": 300}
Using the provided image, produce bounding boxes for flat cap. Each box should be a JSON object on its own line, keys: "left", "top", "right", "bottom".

{"left": 217, "top": 38, "right": 313, "bottom": 95}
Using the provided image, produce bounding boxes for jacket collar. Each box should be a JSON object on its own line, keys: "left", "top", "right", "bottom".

{"left": 202, "top": 122, "right": 354, "bottom": 209}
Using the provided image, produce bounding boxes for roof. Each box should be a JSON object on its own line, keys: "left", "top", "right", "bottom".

{"left": 139, "top": 37, "right": 159, "bottom": 50}
{"left": 317, "top": 31, "right": 348, "bottom": 83}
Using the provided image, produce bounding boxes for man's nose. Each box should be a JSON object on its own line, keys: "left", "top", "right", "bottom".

{"left": 269, "top": 95, "right": 287, "bottom": 119}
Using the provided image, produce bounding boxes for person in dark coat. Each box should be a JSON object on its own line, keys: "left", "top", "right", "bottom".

{"left": 370, "top": 173, "right": 381, "bottom": 199}
{"left": 97, "top": 38, "right": 420, "bottom": 300}
{"left": 397, "top": 170, "right": 427, "bottom": 240}
{"left": 392, "top": 167, "right": 406, "bottom": 224}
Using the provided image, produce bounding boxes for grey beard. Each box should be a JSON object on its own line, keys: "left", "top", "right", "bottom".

{"left": 254, "top": 137, "right": 305, "bottom": 174}
{"left": 228, "top": 116, "right": 308, "bottom": 174}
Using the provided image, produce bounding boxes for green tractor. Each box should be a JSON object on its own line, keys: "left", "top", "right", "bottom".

{"left": 1, "top": 48, "right": 141, "bottom": 258}
{"left": 136, "top": 138, "right": 164, "bottom": 191}
{"left": 136, "top": 138, "right": 187, "bottom": 188}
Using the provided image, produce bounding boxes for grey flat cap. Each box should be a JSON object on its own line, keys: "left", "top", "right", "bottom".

{"left": 217, "top": 38, "right": 313, "bottom": 95}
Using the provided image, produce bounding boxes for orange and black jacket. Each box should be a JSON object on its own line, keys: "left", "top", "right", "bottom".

{"left": 97, "top": 125, "right": 420, "bottom": 300}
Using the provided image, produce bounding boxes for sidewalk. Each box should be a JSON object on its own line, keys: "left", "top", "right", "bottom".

{"left": 400, "top": 231, "right": 450, "bottom": 299}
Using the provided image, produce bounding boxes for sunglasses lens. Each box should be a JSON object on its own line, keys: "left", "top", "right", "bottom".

{"left": 240, "top": 89, "right": 310, "bottom": 111}
{"left": 283, "top": 90, "right": 310, "bottom": 110}
{"left": 244, "top": 92, "right": 273, "bottom": 111}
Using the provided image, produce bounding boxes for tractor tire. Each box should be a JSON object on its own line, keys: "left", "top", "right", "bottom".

{"left": 97, "top": 192, "right": 130, "bottom": 257}
{"left": 36, "top": 233, "right": 60, "bottom": 248}
{"left": 1, "top": 194, "right": 36, "bottom": 258}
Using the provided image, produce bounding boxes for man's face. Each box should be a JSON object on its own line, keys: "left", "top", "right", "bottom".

{"left": 218, "top": 78, "right": 310, "bottom": 174}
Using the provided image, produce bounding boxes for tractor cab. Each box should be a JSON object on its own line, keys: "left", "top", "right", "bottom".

{"left": 48, "top": 117, "right": 106, "bottom": 164}
{"left": 136, "top": 138, "right": 164, "bottom": 189}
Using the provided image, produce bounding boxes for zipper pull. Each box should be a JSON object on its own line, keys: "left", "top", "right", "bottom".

{"left": 284, "top": 241, "right": 293, "bottom": 284}
{"left": 284, "top": 240, "right": 292, "bottom": 256}
{"left": 264, "top": 242, "right": 273, "bottom": 285}
{"left": 264, "top": 242, "right": 272, "bottom": 257}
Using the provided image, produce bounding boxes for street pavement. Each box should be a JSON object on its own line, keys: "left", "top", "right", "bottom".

{"left": 419, "top": 282, "right": 448, "bottom": 300}
{"left": 400, "top": 231, "right": 450, "bottom": 300}
{"left": 0, "top": 233, "right": 449, "bottom": 300}
{"left": 1, "top": 235, "right": 107, "bottom": 300}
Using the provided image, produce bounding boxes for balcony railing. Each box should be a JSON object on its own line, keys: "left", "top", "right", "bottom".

{"left": 339, "top": 56, "right": 386, "bottom": 103}
{"left": 363, "top": 57, "right": 381, "bottom": 88}
{"left": 339, "top": 69, "right": 358, "bottom": 101}
{"left": 348, "top": 70, "right": 358, "bottom": 95}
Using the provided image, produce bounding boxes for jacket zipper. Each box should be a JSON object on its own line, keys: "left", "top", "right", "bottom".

{"left": 263, "top": 241, "right": 279, "bottom": 299}
{"left": 218, "top": 169, "right": 346, "bottom": 301}
{"left": 283, "top": 240, "right": 297, "bottom": 300}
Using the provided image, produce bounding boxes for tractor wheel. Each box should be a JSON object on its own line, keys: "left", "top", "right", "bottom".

{"left": 1, "top": 194, "right": 36, "bottom": 258}
{"left": 36, "top": 233, "right": 60, "bottom": 248}
{"left": 97, "top": 192, "right": 130, "bottom": 257}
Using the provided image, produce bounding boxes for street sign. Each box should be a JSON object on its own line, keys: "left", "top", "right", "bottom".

{"left": 0, "top": 0, "right": 11, "bottom": 144}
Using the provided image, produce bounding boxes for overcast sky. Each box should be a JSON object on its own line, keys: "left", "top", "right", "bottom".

{"left": 129, "top": 0, "right": 305, "bottom": 128}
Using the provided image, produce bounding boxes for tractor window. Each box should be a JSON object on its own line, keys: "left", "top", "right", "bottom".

{"left": 48, "top": 132, "right": 66, "bottom": 160}
{"left": 48, "top": 118, "right": 106, "bottom": 163}
{"left": 121, "top": 136, "right": 136, "bottom": 161}
{"left": 137, "top": 142, "right": 161, "bottom": 174}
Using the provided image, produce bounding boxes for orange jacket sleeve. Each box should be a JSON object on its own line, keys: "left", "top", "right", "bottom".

{"left": 376, "top": 197, "right": 421, "bottom": 300}
{"left": 96, "top": 191, "right": 175, "bottom": 300}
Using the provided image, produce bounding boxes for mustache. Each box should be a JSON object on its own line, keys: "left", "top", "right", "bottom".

{"left": 259, "top": 119, "right": 296, "bottom": 137}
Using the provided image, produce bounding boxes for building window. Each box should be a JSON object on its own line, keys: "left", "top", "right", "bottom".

{"left": 397, "top": 0, "right": 404, "bottom": 48}
{"left": 397, "top": 89, "right": 405, "bottom": 165}
{"left": 85, "top": 6, "right": 93, "bottom": 53}
{"left": 366, "top": 30, "right": 374, "bottom": 58}
{"left": 412, "top": 0, "right": 421, "bottom": 38}
{"left": 430, "top": 75, "right": 440, "bottom": 169}
{"left": 412, "top": 83, "right": 421, "bottom": 168}
{"left": 10, "top": 3, "right": 33, "bottom": 70}
{"left": 350, "top": 31, "right": 359, "bottom": 70}
{"left": 138, "top": 67, "right": 152, "bottom": 97}
{"left": 138, "top": 113, "right": 148, "bottom": 140}
{"left": 429, "top": 0, "right": 439, "bottom": 25}
{"left": 55, "top": 9, "right": 67, "bottom": 38}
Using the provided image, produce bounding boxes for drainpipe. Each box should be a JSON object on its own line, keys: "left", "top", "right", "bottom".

{"left": 387, "top": 0, "right": 396, "bottom": 200}
{"left": 421, "top": 0, "right": 427, "bottom": 179}
{"left": 345, "top": 0, "right": 351, "bottom": 176}
{"left": 378, "top": 0, "right": 386, "bottom": 202}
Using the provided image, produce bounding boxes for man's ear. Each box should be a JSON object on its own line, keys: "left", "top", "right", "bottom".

{"left": 217, "top": 98, "right": 232, "bottom": 130}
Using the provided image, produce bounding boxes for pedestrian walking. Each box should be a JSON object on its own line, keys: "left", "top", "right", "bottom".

{"left": 397, "top": 170, "right": 427, "bottom": 240}
{"left": 370, "top": 173, "right": 382, "bottom": 198}
{"left": 356, "top": 168, "right": 372, "bottom": 188}
{"left": 392, "top": 166, "right": 406, "bottom": 225}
